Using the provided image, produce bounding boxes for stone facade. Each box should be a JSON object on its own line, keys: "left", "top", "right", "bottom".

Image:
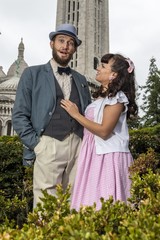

{"left": 0, "top": 39, "right": 28, "bottom": 136}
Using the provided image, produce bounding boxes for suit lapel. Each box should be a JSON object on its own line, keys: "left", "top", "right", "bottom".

{"left": 71, "top": 71, "right": 87, "bottom": 112}
{"left": 44, "top": 62, "right": 56, "bottom": 102}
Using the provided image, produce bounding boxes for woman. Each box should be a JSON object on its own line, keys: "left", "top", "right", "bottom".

{"left": 61, "top": 53, "right": 138, "bottom": 210}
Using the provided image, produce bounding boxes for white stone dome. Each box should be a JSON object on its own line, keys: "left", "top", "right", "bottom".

{"left": 0, "top": 66, "right": 6, "bottom": 78}
{"left": 0, "top": 76, "right": 20, "bottom": 91}
{"left": 7, "top": 38, "right": 28, "bottom": 78}
{"left": 7, "top": 59, "right": 28, "bottom": 78}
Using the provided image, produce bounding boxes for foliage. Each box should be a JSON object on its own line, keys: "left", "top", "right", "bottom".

{"left": 0, "top": 132, "right": 160, "bottom": 239}
{"left": 129, "top": 169, "right": 160, "bottom": 208}
{"left": 128, "top": 147, "right": 160, "bottom": 208}
{"left": 0, "top": 135, "right": 24, "bottom": 198}
{"left": 0, "top": 136, "right": 33, "bottom": 228}
{"left": 140, "top": 57, "right": 160, "bottom": 126}
{"left": 129, "top": 124, "right": 160, "bottom": 158}
{"left": 0, "top": 193, "right": 27, "bottom": 229}
{"left": 127, "top": 115, "right": 142, "bottom": 130}
{"left": 129, "top": 148, "right": 160, "bottom": 176}
{"left": 0, "top": 176, "right": 160, "bottom": 240}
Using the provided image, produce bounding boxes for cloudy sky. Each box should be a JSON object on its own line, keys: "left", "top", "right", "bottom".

{"left": 0, "top": 0, "right": 160, "bottom": 90}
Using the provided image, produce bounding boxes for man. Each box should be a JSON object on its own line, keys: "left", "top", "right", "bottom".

{"left": 12, "top": 23, "right": 91, "bottom": 208}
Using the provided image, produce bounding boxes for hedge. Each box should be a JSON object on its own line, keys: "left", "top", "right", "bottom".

{"left": 0, "top": 125, "right": 160, "bottom": 239}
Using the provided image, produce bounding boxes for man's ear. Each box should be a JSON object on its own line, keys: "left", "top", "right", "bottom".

{"left": 50, "top": 41, "right": 54, "bottom": 49}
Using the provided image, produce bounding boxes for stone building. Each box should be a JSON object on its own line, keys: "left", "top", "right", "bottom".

{"left": 0, "top": 39, "right": 28, "bottom": 136}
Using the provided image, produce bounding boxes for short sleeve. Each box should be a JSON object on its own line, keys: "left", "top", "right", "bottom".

{"left": 104, "top": 91, "right": 128, "bottom": 105}
{"left": 94, "top": 91, "right": 129, "bottom": 123}
{"left": 103, "top": 91, "right": 129, "bottom": 113}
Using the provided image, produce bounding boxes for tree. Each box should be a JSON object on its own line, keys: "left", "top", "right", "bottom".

{"left": 140, "top": 57, "right": 160, "bottom": 126}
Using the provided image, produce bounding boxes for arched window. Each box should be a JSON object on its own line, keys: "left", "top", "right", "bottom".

{"left": 6, "top": 120, "right": 12, "bottom": 136}
{"left": 94, "top": 57, "right": 99, "bottom": 70}
{"left": 0, "top": 120, "right": 2, "bottom": 136}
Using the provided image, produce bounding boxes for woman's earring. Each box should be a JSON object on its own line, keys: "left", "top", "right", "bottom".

{"left": 109, "top": 75, "right": 114, "bottom": 82}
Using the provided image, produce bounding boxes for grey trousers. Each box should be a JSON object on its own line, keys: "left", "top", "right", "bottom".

{"left": 33, "top": 133, "right": 82, "bottom": 208}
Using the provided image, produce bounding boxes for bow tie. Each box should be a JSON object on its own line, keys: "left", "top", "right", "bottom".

{"left": 57, "top": 66, "right": 71, "bottom": 75}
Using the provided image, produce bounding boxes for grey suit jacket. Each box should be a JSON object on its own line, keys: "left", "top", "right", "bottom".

{"left": 12, "top": 61, "right": 91, "bottom": 163}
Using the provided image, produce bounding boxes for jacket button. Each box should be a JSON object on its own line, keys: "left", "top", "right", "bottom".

{"left": 49, "top": 112, "right": 52, "bottom": 116}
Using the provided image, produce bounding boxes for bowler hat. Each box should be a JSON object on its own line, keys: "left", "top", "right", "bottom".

{"left": 49, "top": 23, "right": 82, "bottom": 46}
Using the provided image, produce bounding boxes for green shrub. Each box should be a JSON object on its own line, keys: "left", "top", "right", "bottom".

{"left": 0, "top": 193, "right": 27, "bottom": 229}
{"left": 0, "top": 136, "right": 33, "bottom": 228}
{"left": 129, "top": 148, "right": 160, "bottom": 176}
{"left": 0, "top": 136, "right": 24, "bottom": 199}
{"left": 0, "top": 127, "right": 160, "bottom": 239}
{"left": 0, "top": 179, "right": 160, "bottom": 240}
{"left": 129, "top": 169, "right": 160, "bottom": 207}
{"left": 129, "top": 124, "right": 160, "bottom": 158}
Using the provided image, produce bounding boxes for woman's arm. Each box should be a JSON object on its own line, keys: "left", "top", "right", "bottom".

{"left": 61, "top": 99, "right": 124, "bottom": 140}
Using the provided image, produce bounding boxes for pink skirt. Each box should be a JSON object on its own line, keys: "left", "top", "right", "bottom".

{"left": 71, "top": 127, "right": 133, "bottom": 211}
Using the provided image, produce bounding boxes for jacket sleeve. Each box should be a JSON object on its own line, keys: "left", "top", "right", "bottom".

{"left": 12, "top": 68, "right": 39, "bottom": 150}
{"left": 71, "top": 71, "right": 92, "bottom": 113}
{"left": 81, "top": 76, "right": 92, "bottom": 112}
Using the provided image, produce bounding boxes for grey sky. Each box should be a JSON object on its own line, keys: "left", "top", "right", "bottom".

{"left": 0, "top": 0, "right": 160, "bottom": 89}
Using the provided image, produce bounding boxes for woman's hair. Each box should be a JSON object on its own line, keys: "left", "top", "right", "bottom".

{"left": 92, "top": 53, "right": 138, "bottom": 119}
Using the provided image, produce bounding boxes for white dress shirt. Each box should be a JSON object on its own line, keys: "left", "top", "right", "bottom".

{"left": 50, "top": 59, "right": 72, "bottom": 99}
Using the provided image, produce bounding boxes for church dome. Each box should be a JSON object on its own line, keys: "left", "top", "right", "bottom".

{"left": 0, "top": 76, "right": 20, "bottom": 91}
{"left": 0, "top": 95, "right": 14, "bottom": 102}
{"left": 7, "top": 38, "right": 28, "bottom": 78}
{"left": 0, "top": 66, "right": 6, "bottom": 78}
{"left": 7, "top": 59, "right": 28, "bottom": 78}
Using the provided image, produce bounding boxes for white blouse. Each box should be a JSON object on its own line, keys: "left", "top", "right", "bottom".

{"left": 85, "top": 91, "right": 130, "bottom": 154}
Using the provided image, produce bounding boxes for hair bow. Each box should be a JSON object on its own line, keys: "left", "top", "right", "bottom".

{"left": 125, "top": 58, "right": 135, "bottom": 73}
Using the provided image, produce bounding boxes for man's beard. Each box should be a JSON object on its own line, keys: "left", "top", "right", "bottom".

{"left": 52, "top": 47, "right": 73, "bottom": 66}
